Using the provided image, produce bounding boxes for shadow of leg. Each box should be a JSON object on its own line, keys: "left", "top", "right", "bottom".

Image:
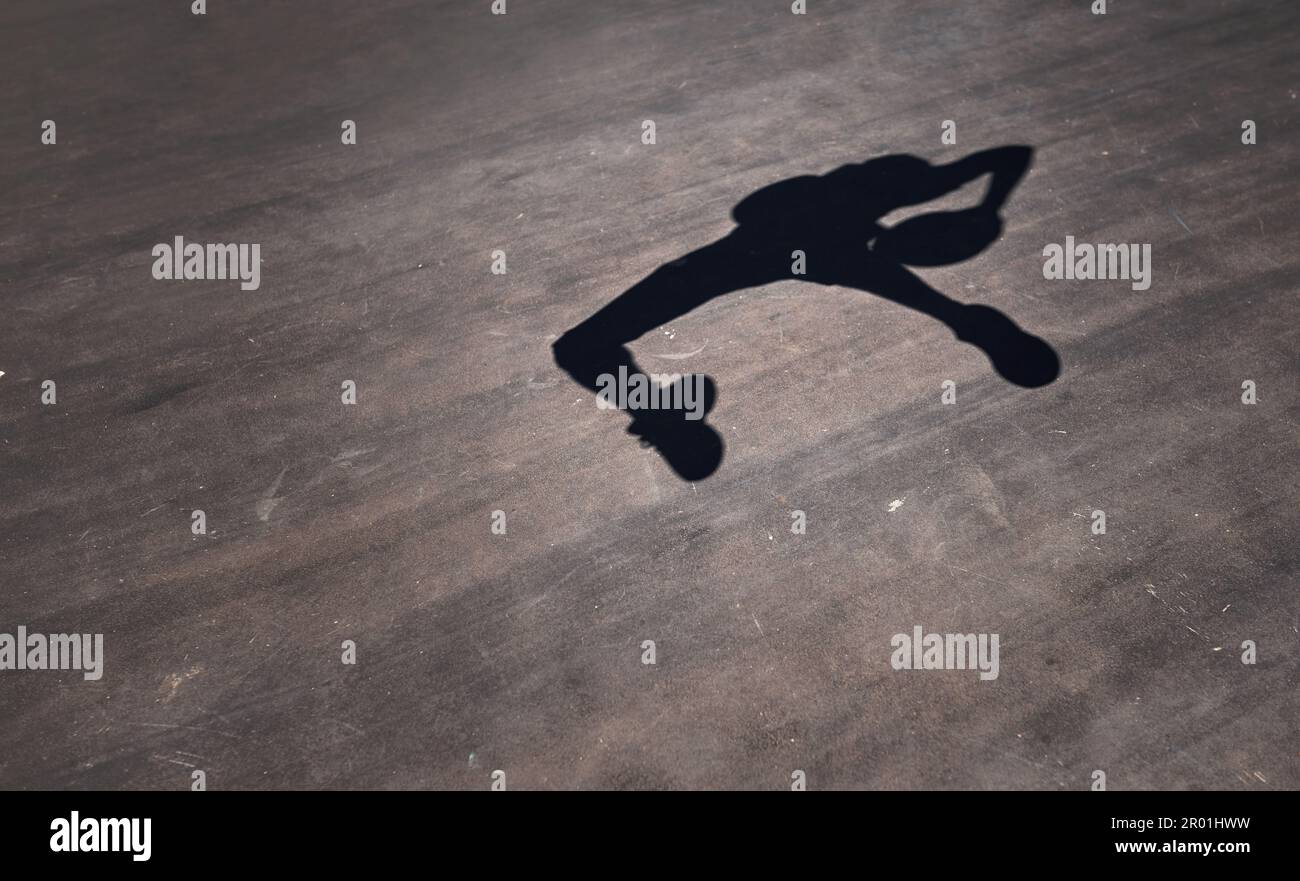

{"left": 828, "top": 258, "right": 1061, "bottom": 388}
{"left": 552, "top": 234, "right": 778, "bottom": 480}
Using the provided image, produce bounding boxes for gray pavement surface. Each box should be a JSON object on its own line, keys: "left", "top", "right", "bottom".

{"left": 1, "top": 0, "right": 1297, "bottom": 789}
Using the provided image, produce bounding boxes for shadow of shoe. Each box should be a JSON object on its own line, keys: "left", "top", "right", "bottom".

{"left": 954, "top": 304, "right": 1060, "bottom": 388}
{"left": 624, "top": 376, "right": 723, "bottom": 481}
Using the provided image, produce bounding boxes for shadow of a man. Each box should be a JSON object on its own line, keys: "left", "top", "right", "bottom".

{"left": 553, "top": 145, "right": 1059, "bottom": 481}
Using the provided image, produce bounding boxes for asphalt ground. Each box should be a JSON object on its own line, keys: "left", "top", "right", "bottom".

{"left": 1, "top": 0, "right": 1296, "bottom": 789}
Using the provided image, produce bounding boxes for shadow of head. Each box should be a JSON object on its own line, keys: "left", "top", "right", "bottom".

{"left": 730, "top": 147, "right": 1034, "bottom": 267}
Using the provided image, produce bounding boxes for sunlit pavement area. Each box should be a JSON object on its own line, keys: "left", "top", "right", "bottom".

{"left": 1, "top": 0, "right": 1296, "bottom": 789}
